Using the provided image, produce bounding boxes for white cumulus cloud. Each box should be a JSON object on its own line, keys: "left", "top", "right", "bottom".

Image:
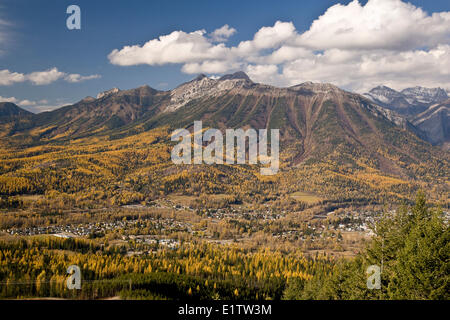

{"left": 0, "top": 69, "right": 26, "bottom": 85}
{"left": 108, "top": 30, "right": 230, "bottom": 66}
{"left": 296, "top": 0, "right": 450, "bottom": 51}
{"left": 0, "top": 95, "right": 18, "bottom": 103}
{"left": 281, "top": 45, "right": 450, "bottom": 92}
{"left": 0, "top": 68, "right": 101, "bottom": 86}
{"left": 246, "top": 64, "right": 281, "bottom": 84}
{"left": 64, "top": 73, "right": 101, "bottom": 83}
{"left": 210, "top": 24, "right": 236, "bottom": 42}
{"left": 108, "top": 0, "right": 450, "bottom": 92}
{"left": 26, "top": 68, "right": 66, "bottom": 85}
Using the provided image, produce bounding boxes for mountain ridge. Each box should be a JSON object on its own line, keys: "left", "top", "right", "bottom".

{"left": 0, "top": 73, "right": 439, "bottom": 155}
{"left": 412, "top": 99, "right": 450, "bottom": 150}
{"left": 363, "top": 85, "right": 449, "bottom": 117}
{"left": 0, "top": 72, "right": 448, "bottom": 206}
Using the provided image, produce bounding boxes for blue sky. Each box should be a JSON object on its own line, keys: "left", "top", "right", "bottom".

{"left": 0, "top": 0, "right": 449, "bottom": 112}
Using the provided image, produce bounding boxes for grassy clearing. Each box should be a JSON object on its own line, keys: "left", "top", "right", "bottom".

{"left": 18, "top": 194, "right": 44, "bottom": 201}
{"left": 290, "top": 191, "right": 322, "bottom": 204}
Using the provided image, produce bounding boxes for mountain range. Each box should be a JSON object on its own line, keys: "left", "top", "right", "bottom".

{"left": 363, "top": 85, "right": 449, "bottom": 149}
{"left": 0, "top": 72, "right": 448, "bottom": 205}
{"left": 363, "top": 85, "right": 448, "bottom": 116}
{"left": 0, "top": 72, "right": 431, "bottom": 151}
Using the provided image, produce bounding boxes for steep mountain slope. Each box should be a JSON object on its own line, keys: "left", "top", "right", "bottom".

{"left": 412, "top": 99, "right": 450, "bottom": 150}
{"left": 3, "top": 72, "right": 445, "bottom": 169}
{"left": 0, "top": 73, "right": 448, "bottom": 206}
{"left": 363, "top": 86, "right": 448, "bottom": 117}
{"left": 8, "top": 86, "right": 170, "bottom": 141}
{"left": 139, "top": 75, "right": 439, "bottom": 177}
{"left": 0, "top": 103, "right": 34, "bottom": 140}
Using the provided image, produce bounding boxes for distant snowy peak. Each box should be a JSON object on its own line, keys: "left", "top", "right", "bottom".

{"left": 401, "top": 87, "right": 448, "bottom": 105}
{"left": 364, "top": 86, "right": 406, "bottom": 104}
{"left": 363, "top": 85, "right": 449, "bottom": 117}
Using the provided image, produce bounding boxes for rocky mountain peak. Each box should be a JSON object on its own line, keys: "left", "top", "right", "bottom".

{"left": 401, "top": 86, "right": 448, "bottom": 105}
{"left": 367, "top": 86, "right": 403, "bottom": 98}
{"left": 290, "top": 81, "right": 341, "bottom": 94}
{"left": 364, "top": 85, "right": 450, "bottom": 116}
{"left": 97, "top": 88, "right": 120, "bottom": 99}
{"left": 165, "top": 72, "right": 253, "bottom": 112}
{"left": 166, "top": 75, "right": 218, "bottom": 112}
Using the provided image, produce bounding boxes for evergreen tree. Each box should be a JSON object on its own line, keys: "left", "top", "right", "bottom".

{"left": 284, "top": 192, "right": 449, "bottom": 300}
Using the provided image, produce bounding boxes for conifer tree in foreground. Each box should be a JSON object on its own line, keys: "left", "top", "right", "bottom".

{"left": 284, "top": 192, "right": 449, "bottom": 300}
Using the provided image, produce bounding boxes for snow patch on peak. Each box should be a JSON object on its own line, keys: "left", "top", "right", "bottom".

{"left": 401, "top": 86, "right": 448, "bottom": 105}
{"left": 363, "top": 85, "right": 449, "bottom": 116}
